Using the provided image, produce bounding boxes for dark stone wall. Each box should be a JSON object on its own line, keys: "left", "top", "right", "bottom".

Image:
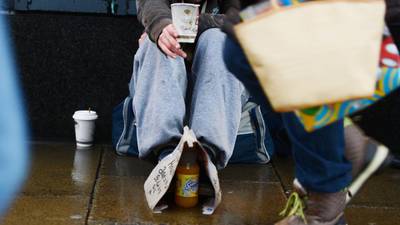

{"left": 4, "top": 12, "right": 400, "bottom": 153}
{"left": 7, "top": 13, "right": 143, "bottom": 142}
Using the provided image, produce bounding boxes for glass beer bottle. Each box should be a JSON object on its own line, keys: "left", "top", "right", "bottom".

{"left": 175, "top": 145, "right": 200, "bottom": 208}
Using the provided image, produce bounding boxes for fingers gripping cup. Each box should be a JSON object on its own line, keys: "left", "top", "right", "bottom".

{"left": 171, "top": 3, "right": 200, "bottom": 43}
{"left": 73, "top": 110, "right": 98, "bottom": 148}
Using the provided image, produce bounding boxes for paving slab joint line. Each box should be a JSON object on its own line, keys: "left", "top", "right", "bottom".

{"left": 84, "top": 145, "right": 105, "bottom": 225}
{"left": 220, "top": 179, "right": 281, "bottom": 184}
{"left": 270, "top": 160, "right": 290, "bottom": 199}
{"left": 347, "top": 204, "right": 400, "bottom": 210}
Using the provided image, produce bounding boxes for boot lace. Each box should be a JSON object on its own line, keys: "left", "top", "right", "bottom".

{"left": 279, "top": 192, "right": 307, "bottom": 224}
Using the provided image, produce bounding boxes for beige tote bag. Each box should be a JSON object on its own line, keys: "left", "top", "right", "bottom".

{"left": 234, "top": 0, "right": 385, "bottom": 112}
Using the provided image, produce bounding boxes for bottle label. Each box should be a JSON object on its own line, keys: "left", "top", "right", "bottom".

{"left": 176, "top": 174, "right": 199, "bottom": 197}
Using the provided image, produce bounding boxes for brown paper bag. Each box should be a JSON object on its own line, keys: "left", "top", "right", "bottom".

{"left": 144, "top": 127, "right": 222, "bottom": 215}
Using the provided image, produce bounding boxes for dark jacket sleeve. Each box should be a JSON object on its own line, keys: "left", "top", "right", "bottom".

{"left": 197, "top": 0, "right": 241, "bottom": 35}
{"left": 220, "top": 0, "right": 246, "bottom": 43}
{"left": 137, "top": 0, "right": 173, "bottom": 42}
{"left": 137, "top": 0, "right": 242, "bottom": 41}
{"left": 221, "top": 0, "right": 242, "bottom": 15}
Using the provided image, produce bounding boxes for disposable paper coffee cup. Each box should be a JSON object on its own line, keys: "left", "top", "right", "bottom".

{"left": 171, "top": 3, "right": 200, "bottom": 43}
{"left": 73, "top": 110, "right": 98, "bottom": 148}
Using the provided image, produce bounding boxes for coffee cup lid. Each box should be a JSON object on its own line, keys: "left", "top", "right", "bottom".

{"left": 171, "top": 3, "right": 200, "bottom": 7}
{"left": 73, "top": 110, "right": 98, "bottom": 120}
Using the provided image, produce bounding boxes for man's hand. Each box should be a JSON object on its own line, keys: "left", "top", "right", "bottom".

{"left": 158, "top": 24, "right": 187, "bottom": 59}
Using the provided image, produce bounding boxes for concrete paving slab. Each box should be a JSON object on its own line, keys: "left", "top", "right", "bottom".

{"left": 3, "top": 143, "right": 399, "bottom": 225}
{"left": 350, "top": 168, "right": 400, "bottom": 208}
{"left": 345, "top": 206, "right": 400, "bottom": 225}
{"left": 3, "top": 196, "right": 87, "bottom": 225}
{"left": 219, "top": 163, "right": 279, "bottom": 183}
{"left": 100, "top": 149, "right": 154, "bottom": 177}
{"left": 22, "top": 143, "right": 102, "bottom": 196}
{"left": 88, "top": 176, "right": 287, "bottom": 225}
{"left": 2, "top": 143, "right": 103, "bottom": 225}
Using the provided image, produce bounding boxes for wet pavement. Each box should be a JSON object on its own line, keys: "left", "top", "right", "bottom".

{"left": 2, "top": 143, "right": 400, "bottom": 225}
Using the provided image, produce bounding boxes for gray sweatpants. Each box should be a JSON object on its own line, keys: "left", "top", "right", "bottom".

{"left": 129, "top": 28, "right": 248, "bottom": 168}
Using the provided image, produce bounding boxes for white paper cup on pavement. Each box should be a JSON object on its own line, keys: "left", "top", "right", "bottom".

{"left": 73, "top": 110, "right": 98, "bottom": 148}
{"left": 171, "top": 3, "right": 200, "bottom": 43}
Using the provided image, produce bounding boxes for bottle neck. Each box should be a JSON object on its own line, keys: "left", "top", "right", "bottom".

{"left": 179, "top": 147, "right": 197, "bottom": 165}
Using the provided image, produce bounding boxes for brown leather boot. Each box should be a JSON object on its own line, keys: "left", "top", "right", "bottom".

{"left": 275, "top": 183, "right": 346, "bottom": 225}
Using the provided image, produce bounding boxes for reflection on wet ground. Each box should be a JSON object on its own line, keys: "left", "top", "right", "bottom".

{"left": 2, "top": 143, "right": 400, "bottom": 225}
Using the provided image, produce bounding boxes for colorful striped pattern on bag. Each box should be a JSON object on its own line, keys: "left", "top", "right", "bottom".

{"left": 280, "top": 0, "right": 305, "bottom": 6}
{"left": 296, "top": 32, "right": 400, "bottom": 131}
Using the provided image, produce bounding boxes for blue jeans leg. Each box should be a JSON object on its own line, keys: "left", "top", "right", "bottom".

{"left": 189, "top": 29, "right": 248, "bottom": 169}
{"left": 282, "top": 113, "right": 351, "bottom": 193}
{"left": 223, "top": 37, "right": 352, "bottom": 193}
{"left": 130, "top": 31, "right": 248, "bottom": 167}
{"left": 129, "top": 36, "right": 187, "bottom": 158}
